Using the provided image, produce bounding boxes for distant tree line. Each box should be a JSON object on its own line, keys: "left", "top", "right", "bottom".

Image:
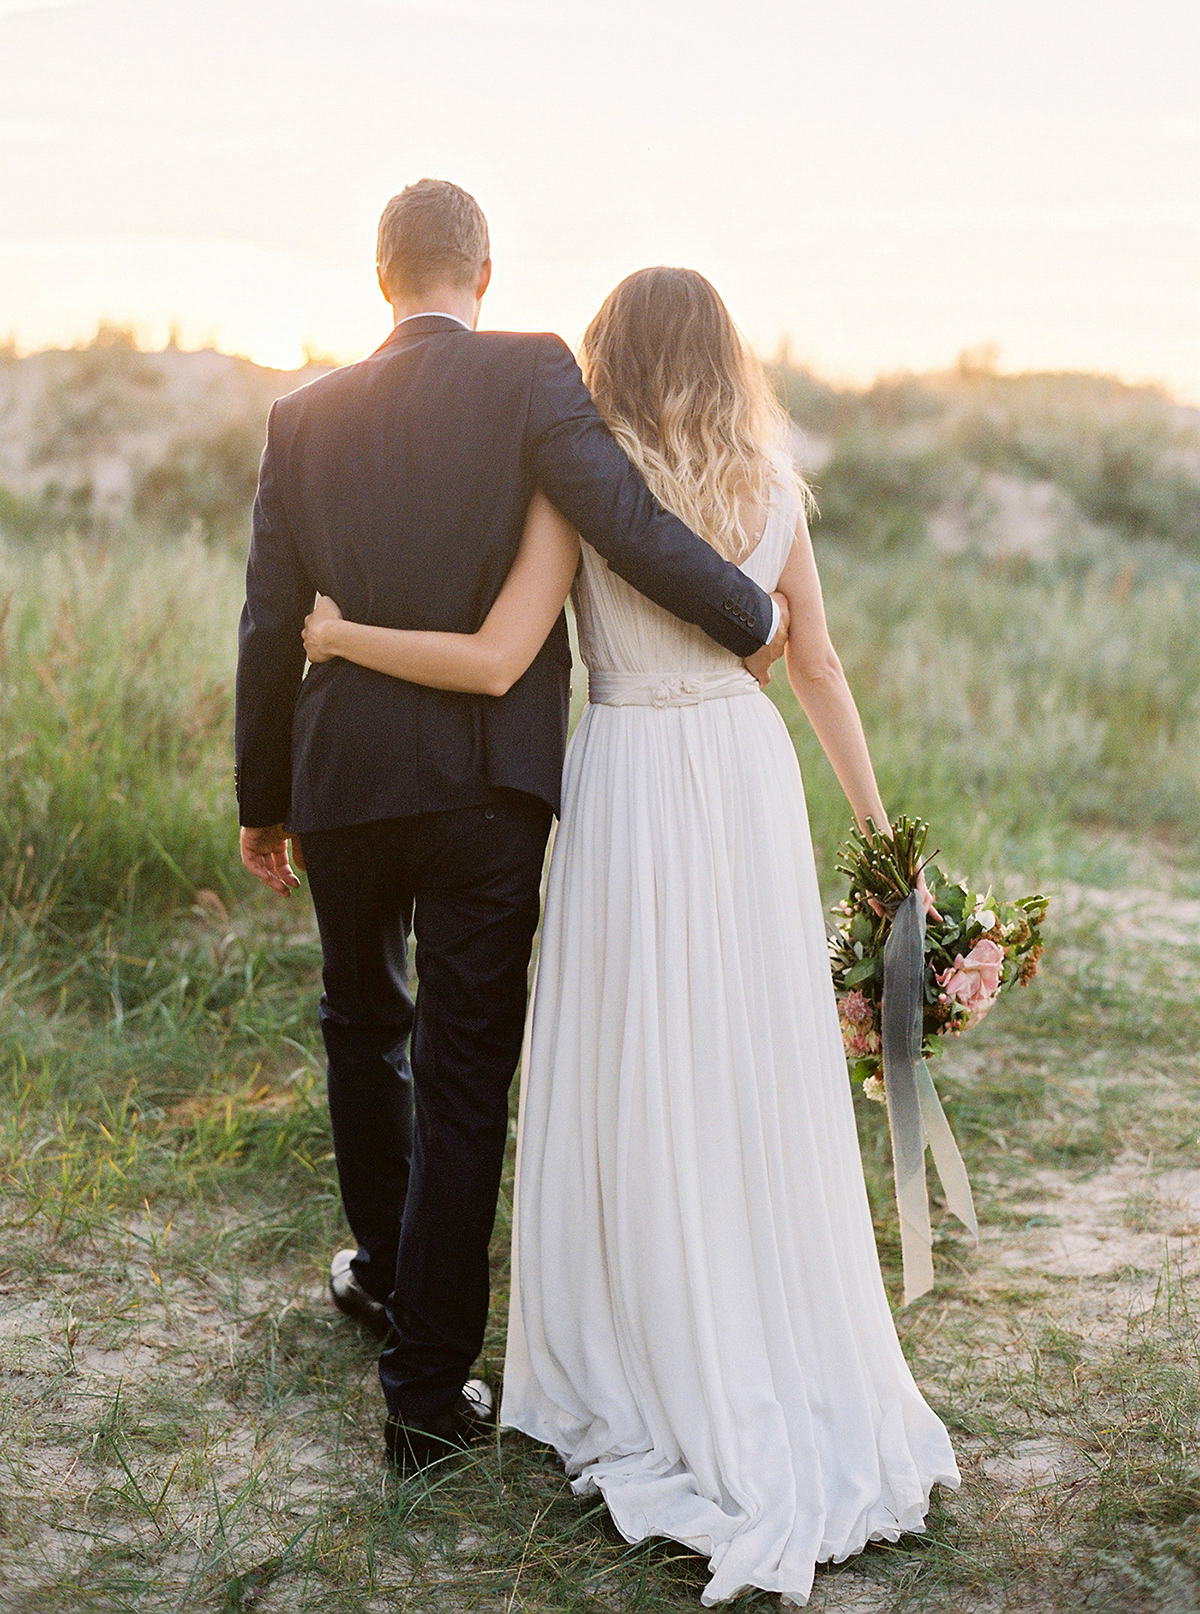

{"left": 1, "top": 329, "right": 1198, "bottom": 557}
{"left": 768, "top": 351, "right": 1200, "bottom": 556}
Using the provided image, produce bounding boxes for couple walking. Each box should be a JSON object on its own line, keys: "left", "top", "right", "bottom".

{"left": 234, "top": 179, "right": 957, "bottom": 1607}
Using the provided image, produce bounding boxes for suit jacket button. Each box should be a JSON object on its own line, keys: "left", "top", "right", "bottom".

{"left": 723, "top": 598, "right": 734, "bottom": 611}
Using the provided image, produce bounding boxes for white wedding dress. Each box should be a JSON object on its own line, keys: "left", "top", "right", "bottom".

{"left": 500, "top": 484, "right": 959, "bottom": 1607}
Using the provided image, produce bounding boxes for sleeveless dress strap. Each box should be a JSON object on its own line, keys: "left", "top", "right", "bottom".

{"left": 742, "top": 479, "right": 802, "bottom": 590}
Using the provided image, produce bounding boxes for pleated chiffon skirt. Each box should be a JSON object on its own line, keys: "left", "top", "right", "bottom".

{"left": 501, "top": 686, "right": 959, "bottom": 1608}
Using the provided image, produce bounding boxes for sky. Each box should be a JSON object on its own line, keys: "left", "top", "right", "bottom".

{"left": 1, "top": 0, "right": 1198, "bottom": 397}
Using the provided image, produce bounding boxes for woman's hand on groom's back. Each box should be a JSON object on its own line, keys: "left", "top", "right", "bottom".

{"left": 303, "top": 595, "right": 344, "bottom": 663}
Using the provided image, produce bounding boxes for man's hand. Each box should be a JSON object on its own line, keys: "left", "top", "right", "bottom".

{"left": 744, "top": 591, "right": 790, "bottom": 688}
{"left": 240, "top": 824, "right": 303, "bottom": 895}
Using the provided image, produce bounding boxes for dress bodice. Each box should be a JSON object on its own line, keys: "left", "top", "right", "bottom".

{"left": 573, "top": 482, "right": 801, "bottom": 696}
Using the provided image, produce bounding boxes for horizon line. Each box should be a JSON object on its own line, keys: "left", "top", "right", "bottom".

{"left": 4, "top": 321, "right": 1196, "bottom": 408}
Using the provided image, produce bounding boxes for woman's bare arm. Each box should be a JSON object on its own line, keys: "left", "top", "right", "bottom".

{"left": 775, "top": 514, "right": 938, "bottom": 914}
{"left": 303, "top": 491, "right": 580, "bottom": 697}
{"left": 776, "top": 513, "right": 890, "bottom": 835}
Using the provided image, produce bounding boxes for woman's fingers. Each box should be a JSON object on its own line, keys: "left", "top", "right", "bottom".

{"left": 303, "top": 612, "right": 331, "bottom": 663}
{"left": 916, "top": 872, "right": 941, "bottom": 922}
{"left": 303, "top": 596, "right": 342, "bottom": 662}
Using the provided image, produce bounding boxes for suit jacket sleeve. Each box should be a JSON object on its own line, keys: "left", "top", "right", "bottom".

{"left": 234, "top": 403, "right": 314, "bottom": 828}
{"left": 523, "top": 335, "right": 774, "bottom": 657}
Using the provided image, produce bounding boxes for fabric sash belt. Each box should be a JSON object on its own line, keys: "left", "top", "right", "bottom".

{"left": 588, "top": 669, "right": 760, "bottom": 708}
{"left": 882, "top": 888, "right": 979, "bottom": 1305}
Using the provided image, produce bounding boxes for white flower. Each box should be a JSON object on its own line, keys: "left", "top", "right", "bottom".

{"left": 862, "top": 1073, "right": 886, "bottom": 1104}
{"left": 975, "top": 908, "right": 996, "bottom": 931}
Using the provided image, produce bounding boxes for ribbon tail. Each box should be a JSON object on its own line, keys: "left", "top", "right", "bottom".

{"left": 880, "top": 887, "right": 979, "bottom": 1303}
{"left": 881, "top": 1033, "right": 934, "bottom": 1305}
{"left": 892, "top": 1111, "right": 935, "bottom": 1307}
{"left": 881, "top": 889, "right": 937, "bottom": 1306}
{"left": 913, "top": 1057, "right": 979, "bottom": 1241}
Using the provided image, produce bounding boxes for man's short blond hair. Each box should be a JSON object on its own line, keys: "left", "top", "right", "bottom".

{"left": 376, "top": 179, "right": 490, "bottom": 299}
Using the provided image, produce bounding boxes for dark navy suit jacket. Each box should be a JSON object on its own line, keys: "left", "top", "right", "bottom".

{"left": 234, "top": 314, "right": 775, "bottom": 831}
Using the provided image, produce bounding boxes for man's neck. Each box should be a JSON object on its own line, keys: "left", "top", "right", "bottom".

{"left": 389, "top": 289, "right": 480, "bottom": 330}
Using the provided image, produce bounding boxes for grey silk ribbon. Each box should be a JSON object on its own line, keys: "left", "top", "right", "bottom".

{"left": 881, "top": 889, "right": 979, "bottom": 1305}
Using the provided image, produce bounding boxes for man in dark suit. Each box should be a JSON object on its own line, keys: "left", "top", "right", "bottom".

{"left": 235, "top": 179, "right": 787, "bottom": 1470}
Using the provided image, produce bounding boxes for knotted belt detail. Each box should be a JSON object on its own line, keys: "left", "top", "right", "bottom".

{"left": 588, "top": 669, "right": 760, "bottom": 707}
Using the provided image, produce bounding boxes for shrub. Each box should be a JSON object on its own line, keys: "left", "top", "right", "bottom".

{"left": 947, "top": 377, "right": 1200, "bottom": 554}
{"left": 769, "top": 361, "right": 849, "bottom": 436}
{"left": 134, "top": 418, "right": 265, "bottom": 539}
{"left": 0, "top": 483, "right": 54, "bottom": 542}
{"left": 812, "top": 428, "right": 960, "bottom": 550}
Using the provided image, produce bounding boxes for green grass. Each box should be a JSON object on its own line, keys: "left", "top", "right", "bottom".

{"left": 2, "top": 521, "right": 1199, "bottom": 1610}
{"left": 788, "top": 537, "right": 1200, "bottom": 882}
{"left": 0, "top": 535, "right": 240, "bottom": 931}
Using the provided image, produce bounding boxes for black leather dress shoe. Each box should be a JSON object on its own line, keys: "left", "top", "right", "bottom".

{"left": 384, "top": 1379, "right": 496, "bottom": 1472}
{"left": 329, "top": 1249, "right": 391, "bottom": 1343}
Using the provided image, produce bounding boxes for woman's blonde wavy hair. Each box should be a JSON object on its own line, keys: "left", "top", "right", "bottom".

{"left": 580, "top": 267, "right": 809, "bottom": 562}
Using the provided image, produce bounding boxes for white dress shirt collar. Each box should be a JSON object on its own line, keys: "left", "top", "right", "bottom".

{"left": 395, "top": 311, "right": 471, "bottom": 331}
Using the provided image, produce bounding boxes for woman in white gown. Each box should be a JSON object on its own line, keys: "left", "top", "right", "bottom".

{"left": 302, "top": 268, "right": 959, "bottom": 1607}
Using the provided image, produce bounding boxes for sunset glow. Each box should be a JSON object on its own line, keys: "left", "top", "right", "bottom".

{"left": 2, "top": 0, "right": 1198, "bottom": 394}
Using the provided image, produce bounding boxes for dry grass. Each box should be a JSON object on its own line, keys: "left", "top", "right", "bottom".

{"left": 2, "top": 853, "right": 1199, "bottom": 1612}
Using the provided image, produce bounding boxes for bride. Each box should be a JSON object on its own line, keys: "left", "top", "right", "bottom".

{"left": 301, "top": 267, "right": 958, "bottom": 1607}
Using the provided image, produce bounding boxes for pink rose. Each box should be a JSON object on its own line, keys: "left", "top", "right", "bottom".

{"left": 936, "top": 937, "right": 1005, "bottom": 1028}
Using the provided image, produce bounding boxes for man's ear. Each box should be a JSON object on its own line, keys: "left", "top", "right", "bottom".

{"left": 377, "top": 264, "right": 391, "bottom": 304}
{"left": 476, "top": 259, "right": 493, "bottom": 299}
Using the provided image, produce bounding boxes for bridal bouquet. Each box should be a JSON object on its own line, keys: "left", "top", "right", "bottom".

{"left": 829, "top": 818, "right": 1047, "bottom": 1102}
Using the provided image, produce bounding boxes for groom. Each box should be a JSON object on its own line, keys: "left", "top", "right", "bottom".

{"left": 235, "top": 179, "right": 787, "bottom": 1469}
